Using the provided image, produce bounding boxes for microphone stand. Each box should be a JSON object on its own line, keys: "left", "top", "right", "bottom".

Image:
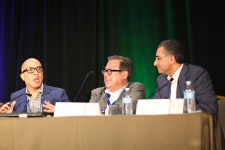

{"left": 147, "top": 78, "right": 174, "bottom": 98}
{"left": 73, "top": 71, "right": 94, "bottom": 101}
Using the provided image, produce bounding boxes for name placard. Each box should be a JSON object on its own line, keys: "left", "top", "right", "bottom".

{"left": 169, "top": 98, "right": 184, "bottom": 114}
{"left": 136, "top": 99, "right": 170, "bottom": 115}
{"left": 136, "top": 99, "right": 184, "bottom": 115}
{"left": 54, "top": 102, "right": 101, "bottom": 117}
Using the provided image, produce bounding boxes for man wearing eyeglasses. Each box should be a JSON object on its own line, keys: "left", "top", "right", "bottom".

{"left": 89, "top": 55, "right": 145, "bottom": 115}
{"left": 0, "top": 58, "right": 69, "bottom": 113}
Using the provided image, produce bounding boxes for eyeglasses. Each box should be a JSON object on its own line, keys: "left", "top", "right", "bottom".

{"left": 22, "top": 66, "right": 43, "bottom": 74}
{"left": 102, "top": 69, "right": 122, "bottom": 75}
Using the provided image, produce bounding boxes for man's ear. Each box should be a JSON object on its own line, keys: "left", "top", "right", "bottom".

{"left": 170, "top": 55, "right": 176, "bottom": 64}
{"left": 20, "top": 73, "right": 24, "bottom": 81}
{"left": 122, "top": 71, "right": 128, "bottom": 80}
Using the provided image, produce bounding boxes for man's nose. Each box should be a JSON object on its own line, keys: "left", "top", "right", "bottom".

{"left": 33, "top": 69, "right": 39, "bottom": 74}
{"left": 104, "top": 73, "right": 108, "bottom": 78}
{"left": 153, "top": 60, "right": 157, "bottom": 66}
{"left": 104, "top": 72, "right": 110, "bottom": 78}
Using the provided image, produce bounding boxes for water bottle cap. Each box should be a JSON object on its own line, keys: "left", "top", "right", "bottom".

{"left": 125, "top": 88, "right": 130, "bottom": 91}
{"left": 186, "top": 81, "right": 191, "bottom": 86}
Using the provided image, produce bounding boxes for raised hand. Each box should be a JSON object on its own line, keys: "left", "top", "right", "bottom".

{"left": 42, "top": 101, "right": 55, "bottom": 113}
{"left": 0, "top": 101, "right": 16, "bottom": 113}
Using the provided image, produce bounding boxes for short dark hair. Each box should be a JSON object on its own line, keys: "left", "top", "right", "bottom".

{"left": 108, "top": 55, "right": 133, "bottom": 81}
{"left": 158, "top": 40, "right": 185, "bottom": 63}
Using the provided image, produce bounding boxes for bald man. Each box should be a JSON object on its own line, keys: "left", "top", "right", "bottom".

{"left": 0, "top": 58, "right": 69, "bottom": 113}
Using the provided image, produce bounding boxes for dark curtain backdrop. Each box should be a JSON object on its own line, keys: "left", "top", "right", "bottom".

{"left": 0, "top": 0, "right": 225, "bottom": 103}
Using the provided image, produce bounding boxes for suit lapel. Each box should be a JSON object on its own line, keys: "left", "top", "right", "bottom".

{"left": 159, "top": 77, "right": 171, "bottom": 99}
{"left": 177, "top": 64, "right": 188, "bottom": 98}
{"left": 116, "top": 82, "right": 132, "bottom": 104}
{"left": 98, "top": 89, "right": 107, "bottom": 109}
{"left": 20, "top": 95, "right": 27, "bottom": 112}
{"left": 40, "top": 84, "right": 51, "bottom": 111}
{"left": 42, "top": 84, "right": 50, "bottom": 102}
{"left": 15, "top": 88, "right": 27, "bottom": 112}
{"left": 115, "top": 88, "right": 125, "bottom": 107}
{"left": 101, "top": 83, "right": 131, "bottom": 109}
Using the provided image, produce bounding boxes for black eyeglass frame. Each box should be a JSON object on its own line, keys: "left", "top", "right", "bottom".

{"left": 21, "top": 66, "right": 43, "bottom": 74}
{"left": 102, "top": 69, "right": 123, "bottom": 75}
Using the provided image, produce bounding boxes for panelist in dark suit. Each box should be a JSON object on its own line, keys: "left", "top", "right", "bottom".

{"left": 89, "top": 55, "right": 145, "bottom": 114}
{"left": 10, "top": 84, "right": 68, "bottom": 113}
{"left": 153, "top": 40, "right": 218, "bottom": 115}
{"left": 0, "top": 58, "right": 69, "bottom": 113}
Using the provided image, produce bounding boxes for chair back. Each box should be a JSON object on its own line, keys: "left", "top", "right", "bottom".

{"left": 217, "top": 95, "right": 225, "bottom": 136}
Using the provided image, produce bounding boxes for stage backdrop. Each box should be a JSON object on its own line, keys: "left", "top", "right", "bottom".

{"left": 1, "top": 0, "right": 225, "bottom": 102}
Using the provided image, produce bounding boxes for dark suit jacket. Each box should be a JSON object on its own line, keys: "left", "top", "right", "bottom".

{"left": 10, "top": 84, "right": 69, "bottom": 113}
{"left": 154, "top": 64, "right": 218, "bottom": 115}
{"left": 89, "top": 82, "right": 146, "bottom": 114}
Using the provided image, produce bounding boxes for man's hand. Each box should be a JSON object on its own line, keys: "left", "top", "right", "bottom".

{"left": 0, "top": 101, "right": 16, "bottom": 113}
{"left": 42, "top": 101, "right": 55, "bottom": 113}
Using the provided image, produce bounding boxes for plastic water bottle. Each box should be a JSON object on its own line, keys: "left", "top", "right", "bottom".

{"left": 183, "top": 81, "right": 196, "bottom": 113}
{"left": 122, "top": 88, "right": 133, "bottom": 115}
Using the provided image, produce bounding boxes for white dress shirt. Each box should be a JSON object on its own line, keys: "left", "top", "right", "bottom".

{"left": 167, "top": 64, "right": 183, "bottom": 100}
{"left": 104, "top": 84, "right": 128, "bottom": 115}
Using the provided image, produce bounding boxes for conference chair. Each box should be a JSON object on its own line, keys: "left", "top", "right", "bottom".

{"left": 217, "top": 95, "right": 225, "bottom": 135}
{"left": 217, "top": 95, "right": 225, "bottom": 100}
{"left": 217, "top": 95, "right": 225, "bottom": 150}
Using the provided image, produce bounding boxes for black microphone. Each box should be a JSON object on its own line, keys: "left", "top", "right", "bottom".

{"left": 11, "top": 93, "right": 32, "bottom": 109}
{"left": 25, "top": 93, "right": 32, "bottom": 102}
{"left": 0, "top": 93, "right": 32, "bottom": 108}
{"left": 10, "top": 93, "right": 32, "bottom": 102}
{"left": 73, "top": 70, "right": 94, "bottom": 101}
{"left": 148, "top": 78, "right": 174, "bottom": 98}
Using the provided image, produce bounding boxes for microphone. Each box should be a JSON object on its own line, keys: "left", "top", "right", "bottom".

{"left": 148, "top": 78, "right": 174, "bottom": 98}
{"left": 73, "top": 70, "right": 94, "bottom": 101}
{"left": 0, "top": 93, "right": 32, "bottom": 108}
{"left": 10, "top": 93, "right": 32, "bottom": 108}
{"left": 0, "top": 92, "right": 30, "bottom": 113}
{"left": 11, "top": 93, "right": 32, "bottom": 102}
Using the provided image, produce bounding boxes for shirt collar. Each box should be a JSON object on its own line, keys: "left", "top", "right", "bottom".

{"left": 167, "top": 64, "right": 183, "bottom": 81}
{"left": 26, "top": 83, "right": 44, "bottom": 95}
{"left": 105, "top": 83, "right": 128, "bottom": 95}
